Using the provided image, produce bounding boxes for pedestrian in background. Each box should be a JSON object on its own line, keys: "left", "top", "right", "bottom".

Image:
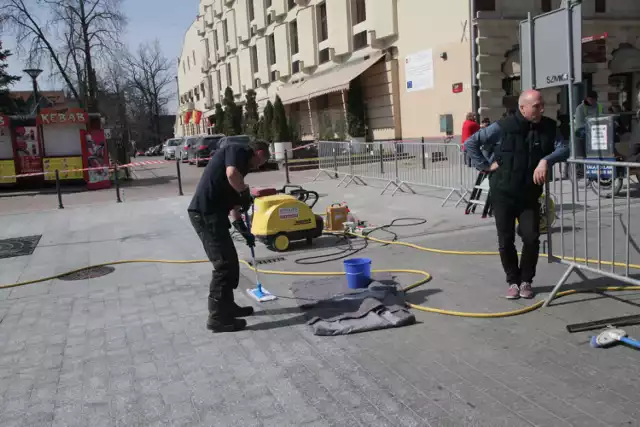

{"left": 461, "top": 112, "right": 480, "bottom": 167}
{"left": 465, "top": 90, "right": 569, "bottom": 300}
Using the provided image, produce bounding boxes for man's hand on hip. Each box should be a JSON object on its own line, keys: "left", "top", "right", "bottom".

{"left": 488, "top": 162, "right": 499, "bottom": 172}
{"left": 533, "top": 159, "right": 548, "bottom": 185}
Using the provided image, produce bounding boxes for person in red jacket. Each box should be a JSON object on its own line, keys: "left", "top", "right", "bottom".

{"left": 462, "top": 112, "right": 480, "bottom": 166}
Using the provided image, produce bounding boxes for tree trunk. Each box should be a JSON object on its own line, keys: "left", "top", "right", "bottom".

{"left": 79, "top": 0, "right": 98, "bottom": 112}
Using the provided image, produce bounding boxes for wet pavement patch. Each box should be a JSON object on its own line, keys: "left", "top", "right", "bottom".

{"left": 0, "top": 235, "right": 42, "bottom": 260}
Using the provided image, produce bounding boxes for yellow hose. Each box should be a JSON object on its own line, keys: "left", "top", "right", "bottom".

{"left": 2, "top": 233, "right": 639, "bottom": 318}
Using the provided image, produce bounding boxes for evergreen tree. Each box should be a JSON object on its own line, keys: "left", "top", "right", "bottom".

{"left": 213, "top": 103, "right": 225, "bottom": 134}
{"left": 244, "top": 89, "right": 259, "bottom": 136}
{"left": 347, "top": 77, "right": 366, "bottom": 138}
{"left": 222, "top": 87, "right": 241, "bottom": 135}
{"left": 0, "top": 42, "right": 21, "bottom": 114}
{"left": 262, "top": 100, "right": 274, "bottom": 142}
{"left": 271, "top": 95, "right": 290, "bottom": 142}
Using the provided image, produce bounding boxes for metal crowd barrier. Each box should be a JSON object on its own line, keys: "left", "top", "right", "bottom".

{"left": 313, "top": 138, "right": 471, "bottom": 206}
{"left": 543, "top": 158, "right": 640, "bottom": 307}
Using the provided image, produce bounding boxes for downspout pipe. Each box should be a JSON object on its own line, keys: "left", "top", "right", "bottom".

{"left": 469, "top": 0, "right": 479, "bottom": 119}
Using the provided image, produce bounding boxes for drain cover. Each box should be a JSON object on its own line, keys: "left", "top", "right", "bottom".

{"left": 0, "top": 235, "right": 42, "bottom": 260}
{"left": 58, "top": 266, "right": 115, "bottom": 281}
{"left": 248, "top": 256, "right": 286, "bottom": 266}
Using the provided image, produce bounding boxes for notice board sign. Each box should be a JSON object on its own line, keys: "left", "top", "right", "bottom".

{"left": 405, "top": 49, "right": 434, "bottom": 92}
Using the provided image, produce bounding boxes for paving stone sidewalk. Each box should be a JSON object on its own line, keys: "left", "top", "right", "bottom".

{"left": 1, "top": 191, "right": 640, "bottom": 427}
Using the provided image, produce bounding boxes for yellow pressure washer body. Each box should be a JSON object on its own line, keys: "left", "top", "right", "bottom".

{"left": 251, "top": 194, "right": 324, "bottom": 252}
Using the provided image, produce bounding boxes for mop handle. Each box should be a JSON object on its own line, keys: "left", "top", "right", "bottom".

{"left": 619, "top": 336, "right": 640, "bottom": 349}
{"left": 244, "top": 205, "right": 263, "bottom": 292}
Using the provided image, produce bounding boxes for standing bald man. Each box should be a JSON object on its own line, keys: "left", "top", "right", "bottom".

{"left": 466, "top": 90, "right": 569, "bottom": 299}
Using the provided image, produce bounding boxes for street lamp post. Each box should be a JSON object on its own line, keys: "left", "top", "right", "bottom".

{"left": 23, "top": 68, "right": 44, "bottom": 158}
{"left": 23, "top": 68, "right": 43, "bottom": 116}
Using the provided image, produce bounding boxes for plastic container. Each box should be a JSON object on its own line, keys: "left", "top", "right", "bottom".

{"left": 343, "top": 258, "right": 372, "bottom": 289}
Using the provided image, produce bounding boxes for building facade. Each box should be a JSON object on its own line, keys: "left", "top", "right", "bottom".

{"left": 176, "top": 0, "right": 640, "bottom": 141}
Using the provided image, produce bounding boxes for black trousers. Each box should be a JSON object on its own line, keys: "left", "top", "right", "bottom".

{"left": 189, "top": 211, "right": 239, "bottom": 301}
{"left": 492, "top": 195, "right": 540, "bottom": 285}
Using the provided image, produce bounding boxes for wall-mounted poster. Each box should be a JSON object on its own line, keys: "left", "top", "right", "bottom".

{"left": 43, "top": 157, "right": 84, "bottom": 180}
{"left": 14, "top": 126, "right": 43, "bottom": 175}
{"left": 405, "top": 49, "right": 434, "bottom": 93}
{"left": 81, "top": 129, "right": 111, "bottom": 190}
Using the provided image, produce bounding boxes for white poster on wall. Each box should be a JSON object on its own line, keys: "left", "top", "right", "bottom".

{"left": 405, "top": 49, "right": 434, "bottom": 92}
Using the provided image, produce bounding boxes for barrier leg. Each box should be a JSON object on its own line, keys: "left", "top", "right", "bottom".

{"left": 55, "top": 170, "right": 64, "bottom": 209}
{"left": 114, "top": 164, "right": 122, "bottom": 203}
{"left": 176, "top": 159, "right": 184, "bottom": 196}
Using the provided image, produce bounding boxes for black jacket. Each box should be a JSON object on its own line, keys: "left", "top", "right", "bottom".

{"left": 490, "top": 112, "right": 557, "bottom": 200}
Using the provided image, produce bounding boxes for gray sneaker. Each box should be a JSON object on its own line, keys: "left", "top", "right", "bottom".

{"left": 519, "top": 283, "right": 534, "bottom": 299}
{"left": 505, "top": 284, "right": 520, "bottom": 299}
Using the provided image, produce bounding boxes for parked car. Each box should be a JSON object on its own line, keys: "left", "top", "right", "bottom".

{"left": 163, "top": 137, "right": 182, "bottom": 160}
{"left": 217, "top": 135, "right": 251, "bottom": 150}
{"left": 188, "top": 134, "right": 224, "bottom": 167}
{"left": 178, "top": 136, "right": 200, "bottom": 163}
{"left": 135, "top": 149, "right": 146, "bottom": 157}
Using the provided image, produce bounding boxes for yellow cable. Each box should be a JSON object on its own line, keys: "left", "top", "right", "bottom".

{"left": 2, "top": 234, "right": 640, "bottom": 318}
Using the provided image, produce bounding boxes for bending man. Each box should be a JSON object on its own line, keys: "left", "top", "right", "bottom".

{"left": 188, "top": 140, "right": 270, "bottom": 332}
{"left": 466, "top": 90, "right": 569, "bottom": 299}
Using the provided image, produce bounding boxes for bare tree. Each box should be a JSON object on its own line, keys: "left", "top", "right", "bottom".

{"left": 0, "top": 0, "right": 126, "bottom": 110}
{"left": 124, "top": 40, "right": 174, "bottom": 146}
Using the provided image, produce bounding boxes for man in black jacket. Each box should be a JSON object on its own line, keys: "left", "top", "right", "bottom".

{"left": 466, "top": 90, "right": 569, "bottom": 299}
{"left": 188, "top": 140, "right": 270, "bottom": 332}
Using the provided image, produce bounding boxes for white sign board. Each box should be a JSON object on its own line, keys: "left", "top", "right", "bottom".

{"left": 104, "top": 128, "right": 112, "bottom": 139}
{"left": 590, "top": 124, "right": 607, "bottom": 150}
{"left": 279, "top": 207, "right": 299, "bottom": 220}
{"left": 405, "top": 49, "right": 434, "bottom": 92}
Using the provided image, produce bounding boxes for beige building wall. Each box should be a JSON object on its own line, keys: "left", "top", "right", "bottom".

{"left": 394, "top": 0, "right": 473, "bottom": 138}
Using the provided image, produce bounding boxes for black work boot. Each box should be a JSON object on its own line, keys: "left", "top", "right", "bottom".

{"left": 207, "top": 297, "right": 247, "bottom": 333}
{"left": 223, "top": 287, "right": 254, "bottom": 318}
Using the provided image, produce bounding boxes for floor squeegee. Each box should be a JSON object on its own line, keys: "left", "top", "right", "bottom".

{"left": 245, "top": 206, "right": 277, "bottom": 303}
{"left": 591, "top": 327, "right": 640, "bottom": 350}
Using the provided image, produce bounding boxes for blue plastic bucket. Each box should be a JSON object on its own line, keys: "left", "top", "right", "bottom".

{"left": 343, "top": 258, "right": 372, "bottom": 289}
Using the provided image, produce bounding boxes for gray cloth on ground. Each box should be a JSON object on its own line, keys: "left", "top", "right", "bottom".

{"left": 303, "top": 281, "right": 416, "bottom": 336}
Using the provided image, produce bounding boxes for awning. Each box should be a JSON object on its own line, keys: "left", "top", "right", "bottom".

{"left": 277, "top": 53, "right": 384, "bottom": 105}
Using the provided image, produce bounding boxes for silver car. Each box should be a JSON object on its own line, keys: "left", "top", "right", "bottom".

{"left": 177, "top": 136, "right": 200, "bottom": 163}
{"left": 163, "top": 138, "right": 182, "bottom": 160}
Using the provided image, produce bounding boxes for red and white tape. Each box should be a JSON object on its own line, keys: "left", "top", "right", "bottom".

{"left": 0, "top": 142, "right": 319, "bottom": 180}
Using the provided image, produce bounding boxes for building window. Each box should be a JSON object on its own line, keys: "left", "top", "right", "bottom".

{"left": 223, "top": 20, "right": 229, "bottom": 43}
{"left": 353, "top": 31, "right": 367, "bottom": 51}
{"left": 317, "top": 2, "right": 328, "bottom": 42}
{"left": 183, "top": 61, "right": 186, "bottom": 73}
{"left": 319, "top": 48, "right": 330, "bottom": 64}
{"left": 248, "top": 0, "right": 255, "bottom": 21}
{"left": 290, "top": 20, "right": 299, "bottom": 55}
{"left": 268, "top": 34, "right": 276, "bottom": 66}
{"left": 270, "top": 70, "right": 278, "bottom": 82}
{"left": 213, "top": 30, "right": 219, "bottom": 52}
{"left": 204, "top": 38, "right": 210, "bottom": 59}
{"left": 292, "top": 60, "right": 301, "bottom": 74}
{"left": 595, "top": 0, "right": 606, "bottom": 13}
{"left": 251, "top": 45, "right": 259, "bottom": 74}
{"left": 541, "top": 0, "right": 551, "bottom": 12}
{"left": 288, "top": 0, "right": 296, "bottom": 10}
{"left": 187, "top": 56, "right": 191, "bottom": 69}
{"left": 265, "top": 0, "right": 272, "bottom": 7}
{"left": 474, "top": 0, "right": 495, "bottom": 12}
{"left": 193, "top": 51, "right": 196, "bottom": 64}
{"left": 227, "top": 63, "right": 232, "bottom": 88}
{"left": 352, "top": 0, "right": 366, "bottom": 24}
{"left": 217, "top": 70, "right": 222, "bottom": 92}
{"left": 207, "top": 75, "right": 213, "bottom": 101}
